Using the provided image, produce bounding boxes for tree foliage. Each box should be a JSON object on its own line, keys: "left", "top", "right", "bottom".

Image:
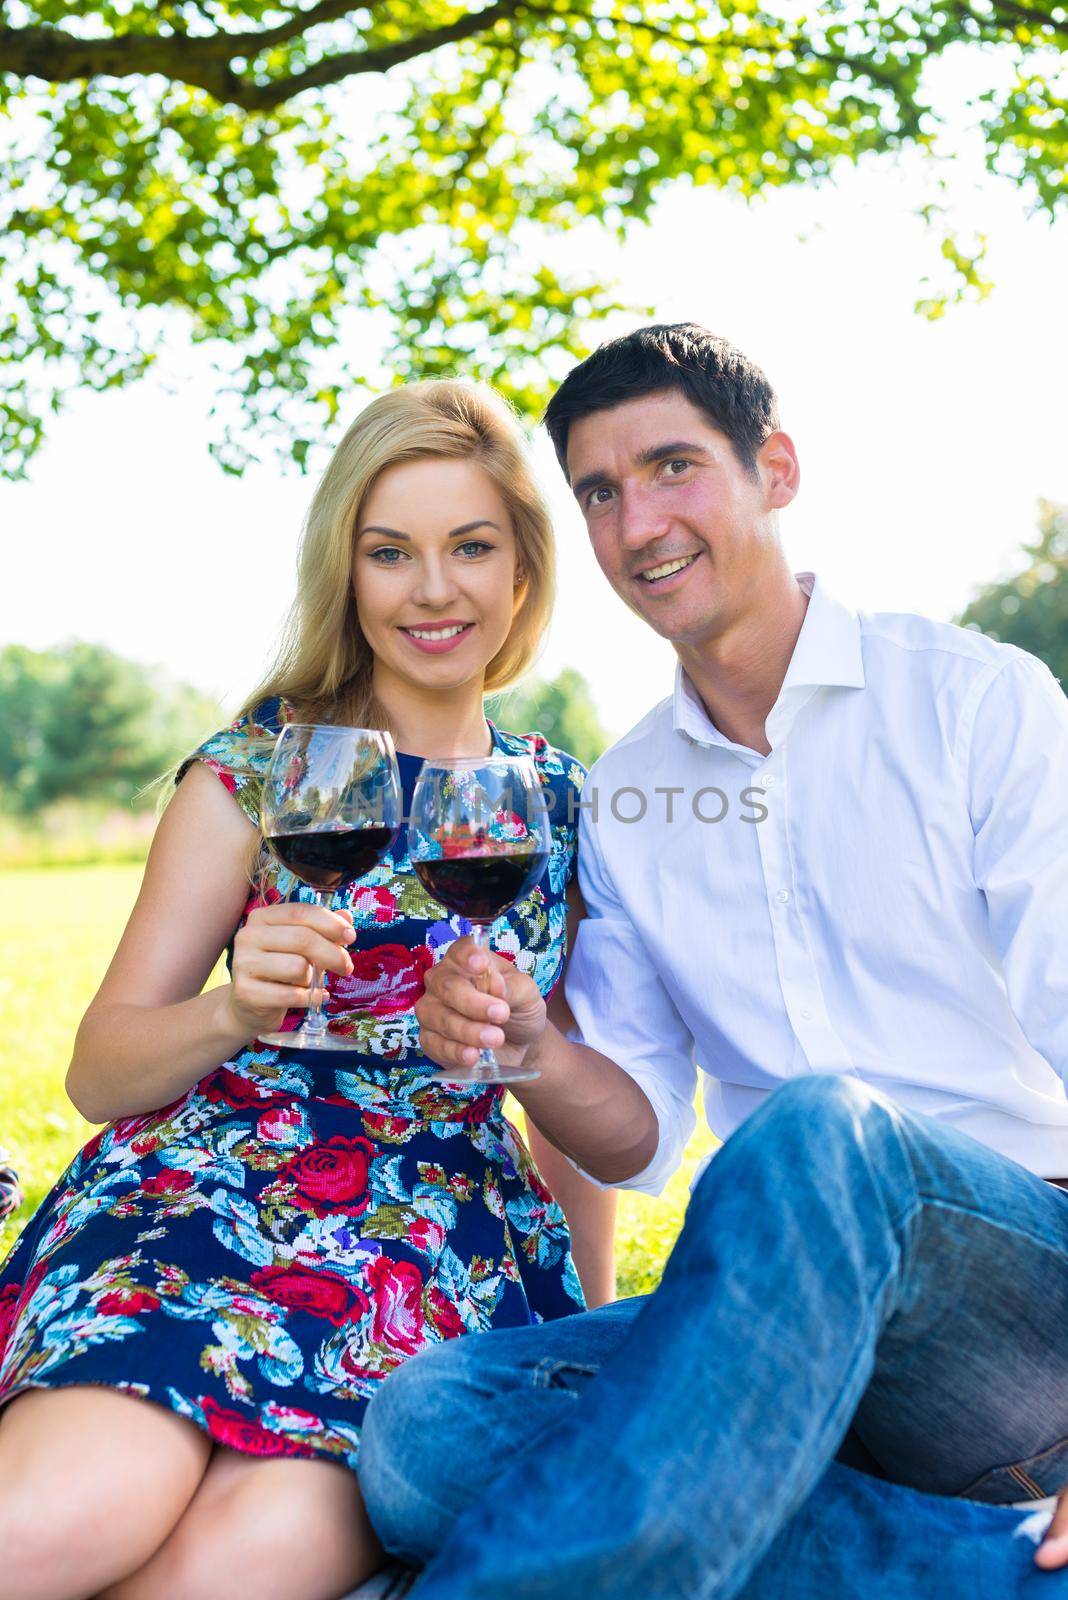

{"left": 2, "top": 0, "right": 1066, "bottom": 477}
{"left": 0, "top": 641, "right": 222, "bottom": 814}
{"left": 493, "top": 665, "right": 609, "bottom": 768}
{"left": 959, "top": 500, "right": 1068, "bottom": 686}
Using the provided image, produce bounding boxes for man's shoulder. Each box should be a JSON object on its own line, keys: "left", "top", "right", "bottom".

{"left": 859, "top": 608, "right": 1034, "bottom": 687}
{"left": 585, "top": 694, "right": 675, "bottom": 787}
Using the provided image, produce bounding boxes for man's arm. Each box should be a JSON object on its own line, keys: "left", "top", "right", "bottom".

{"left": 415, "top": 793, "right": 698, "bottom": 1193}
{"left": 964, "top": 652, "right": 1068, "bottom": 1082}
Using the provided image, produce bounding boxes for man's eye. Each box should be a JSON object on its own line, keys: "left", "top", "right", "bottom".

{"left": 586, "top": 486, "right": 614, "bottom": 508}
{"left": 457, "top": 541, "right": 491, "bottom": 558}
{"left": 665, "top": 459, "right": 690, "bottom": 475}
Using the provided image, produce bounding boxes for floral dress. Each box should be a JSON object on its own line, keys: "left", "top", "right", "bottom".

{"left": 0, "top": 698, "right": 586, "bottom": 1470}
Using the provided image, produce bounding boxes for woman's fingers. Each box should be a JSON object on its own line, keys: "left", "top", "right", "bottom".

{"left": 236, "top": 917, "right": 355, "bottom": 978}
{"left": 257, "top": 901, "right": 355, "bottom": 940}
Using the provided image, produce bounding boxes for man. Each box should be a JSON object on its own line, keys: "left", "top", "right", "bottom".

{"left": 358, "top": 324, "right": 1068, "bottom": 1597}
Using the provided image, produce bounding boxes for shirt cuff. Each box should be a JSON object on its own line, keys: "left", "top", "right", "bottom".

{"left": 562, "top": 1031, "right": 695, "bottom": 1197}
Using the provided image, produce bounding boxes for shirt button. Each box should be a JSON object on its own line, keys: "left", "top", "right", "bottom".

{"left": 762, "top": 774, "right": 776, "bottom": 788}
{"left": 800, "top": 1008, "right": 814, "bottom": 1021}
{"left": 776, "top": 888, "right": 790, "bottom": 904}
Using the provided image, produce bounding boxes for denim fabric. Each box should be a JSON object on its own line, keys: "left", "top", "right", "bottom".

{"left": 359, "top": 1076, "right": 1068, "bottom": 1599}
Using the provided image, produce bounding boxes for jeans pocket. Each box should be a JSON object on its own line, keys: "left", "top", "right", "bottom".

{"left": 960, "top": 1436, "right": 1068, "bottom": 1503}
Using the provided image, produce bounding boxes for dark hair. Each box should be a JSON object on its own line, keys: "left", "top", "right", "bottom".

{"left": 543, "top": 322, "right": 779, "bottom": 481}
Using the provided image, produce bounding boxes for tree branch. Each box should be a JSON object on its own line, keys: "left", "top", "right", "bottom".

{"left": 0, "top": 1, "right": 530, "bottom": 109}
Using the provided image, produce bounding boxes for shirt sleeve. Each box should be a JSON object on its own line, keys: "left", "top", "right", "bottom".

{"left": 963, "top": 652, "right": 1068, "bottom": 1084}
{"left": 564, "top": 780, "right": 698, "bottom": 1196}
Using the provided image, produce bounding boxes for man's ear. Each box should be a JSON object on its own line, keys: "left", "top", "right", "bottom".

{"left": 758, "top": 431, "right": 800, "bottom": 510}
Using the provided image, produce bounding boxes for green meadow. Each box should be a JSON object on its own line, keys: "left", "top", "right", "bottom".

{"left": 0, "top": 862, "right": 715, "bottom": 1292}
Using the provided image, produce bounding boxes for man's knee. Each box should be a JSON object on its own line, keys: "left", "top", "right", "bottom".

{"left": 361, "top": 1342, "right": 482, "bottom": 1564}
{"left": 692, "top": 1075, "right": 898, "bottom": 1211}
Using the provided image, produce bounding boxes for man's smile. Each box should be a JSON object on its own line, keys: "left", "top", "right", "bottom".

{"left": 636, "top": 552, "right": 702, "bottom": 588}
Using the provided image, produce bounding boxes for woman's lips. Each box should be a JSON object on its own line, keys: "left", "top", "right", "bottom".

{"left": 399, "top": 622, "right": 476, "bottom": 655}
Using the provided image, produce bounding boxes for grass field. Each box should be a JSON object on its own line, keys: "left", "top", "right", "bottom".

{"left": 0, "top": 863, "right": 715, "bottom": 1293}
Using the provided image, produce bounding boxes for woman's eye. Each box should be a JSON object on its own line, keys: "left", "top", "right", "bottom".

{"left": 371, "top": 547, "right": 407, "bottom": 564}
{"left": 457, "top": 541, "right": 492, "bottom": 558}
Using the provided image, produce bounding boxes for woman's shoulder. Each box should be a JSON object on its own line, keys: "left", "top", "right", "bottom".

{"left": 492, "top": 727, "right": 588, "bottom": 794}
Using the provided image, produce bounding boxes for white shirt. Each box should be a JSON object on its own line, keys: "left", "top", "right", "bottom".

{"left": 565, "top": 574, "right": 1068, "bottom": 1195}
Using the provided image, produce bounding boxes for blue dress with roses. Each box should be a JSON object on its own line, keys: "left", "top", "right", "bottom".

{"left": 0, "top": 699, "right": 586, "bottom": 1469}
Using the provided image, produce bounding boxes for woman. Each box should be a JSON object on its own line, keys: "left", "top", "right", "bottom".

{"left": 0, "top": 381, "right": 615, "bottom": 1600}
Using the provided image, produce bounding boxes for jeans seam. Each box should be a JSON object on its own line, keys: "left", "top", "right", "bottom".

{"left": 909, "top": 1194, "right": 1068, "bottom": 1261}
{"left": 1009, "top": 1464, "right": 1047, "bottom": 1499}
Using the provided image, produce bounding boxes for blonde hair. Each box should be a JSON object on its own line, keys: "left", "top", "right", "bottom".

{"left": 242, "top": 381, "right": 556, "bottom": 731}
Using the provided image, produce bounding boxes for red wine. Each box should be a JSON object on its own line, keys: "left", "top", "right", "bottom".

{"left": 266, "top": 827, "right": 394, "bottom": 891}
{"left": 414, "top": 850, "right": 549, "bottom": 924}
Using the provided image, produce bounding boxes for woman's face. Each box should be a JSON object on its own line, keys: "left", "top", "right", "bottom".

{"left": 352, "top": 455, "right": 522, "bottom": 699}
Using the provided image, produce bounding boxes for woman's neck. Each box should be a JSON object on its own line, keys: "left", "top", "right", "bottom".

{"left": 372, "top": 669, "right": 493, "bottom": 759}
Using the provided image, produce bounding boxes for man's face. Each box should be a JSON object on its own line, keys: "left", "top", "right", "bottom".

{"left": 565, "top": 390, "right": 795, "bottom": 647}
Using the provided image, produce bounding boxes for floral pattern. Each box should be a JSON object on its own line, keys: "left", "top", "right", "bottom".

{"left": 0, "top": 699, "right": 587, "bottom": 1470}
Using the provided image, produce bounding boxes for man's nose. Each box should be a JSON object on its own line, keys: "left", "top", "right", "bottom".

{"left": 617, "top": 483, "right": 670, "bottom": 552}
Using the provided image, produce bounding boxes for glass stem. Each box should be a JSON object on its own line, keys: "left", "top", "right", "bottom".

{"left": 472, "top": 924, "right": 497, "bottom": 1070}
{"left": 304, "top": 890, "right": 329, "bottom": 1040}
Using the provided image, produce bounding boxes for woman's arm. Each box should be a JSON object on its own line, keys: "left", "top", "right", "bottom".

{"left": 67, "top": 764, "right": 356, "bottom": 1123}
{"left": 525, "top": 1120, "right": 617, "bottom": 1308}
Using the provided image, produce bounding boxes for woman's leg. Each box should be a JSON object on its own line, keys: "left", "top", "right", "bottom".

{"left": 0, "top": 1387, "right": 212, "bottom": 1600}
{"left": 103, "top": 1446, "right": 380, "bottom": 1600}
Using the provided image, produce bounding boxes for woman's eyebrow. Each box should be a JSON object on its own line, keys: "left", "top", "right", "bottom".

{"left": 357, "top": 520, "right": 501, "bottom": 539}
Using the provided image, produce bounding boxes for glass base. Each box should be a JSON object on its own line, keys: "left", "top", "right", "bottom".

{"left": 257, "top": 1028, "right": 366, "bottom": 1052}
{"left": 430, "top": 1062, "right": 541, "bottom": 1086}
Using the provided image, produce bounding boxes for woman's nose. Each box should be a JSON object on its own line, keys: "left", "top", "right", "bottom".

{"left": 410, "top": 557, "right": 460, "bottom": 609}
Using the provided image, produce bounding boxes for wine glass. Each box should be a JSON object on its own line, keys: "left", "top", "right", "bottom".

{"left": 258, "top": 724, "right": 402, "bottom": 1050}
{"left": 409, "top": 754, "right": 552, "bottom": 1085}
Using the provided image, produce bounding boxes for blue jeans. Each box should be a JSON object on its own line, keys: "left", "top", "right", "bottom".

{"left": 360, "top": 1076, "right": 1068, "bottom": 1599}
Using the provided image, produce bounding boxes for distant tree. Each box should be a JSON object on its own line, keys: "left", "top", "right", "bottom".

{"left": 3, "top": 0, "right": 1065, "bottom": 476}
{"left": 0, "top": 641, "right": 223, "bottom": 814}
{"left": 493, "top": 666, "right": 609, "bottom": 770}
{"left": 959, "top": 501, "right": 1068, "bottom": 687}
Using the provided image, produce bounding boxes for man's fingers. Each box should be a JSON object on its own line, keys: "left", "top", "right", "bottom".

{"left": 1035, "top": 1489, "right": 1068, "bottom": 1568}
{"left": 418, "top": 1028, "right": 482, "bottom": 1072}
{"left": 416, "top": 997, "right": 506, "bottom": 1052}
{"left": 423, "top": 967, "right": 510, "bottom": 1024}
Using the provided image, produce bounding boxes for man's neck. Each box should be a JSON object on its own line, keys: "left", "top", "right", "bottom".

{"left": 675, "top": 570, "right": 810, "bottom": 756}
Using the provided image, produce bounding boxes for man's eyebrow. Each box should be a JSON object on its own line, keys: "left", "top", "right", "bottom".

{"left": 357, "top": 519, "right": 501, "bottom": 540}
{"left": 570, "top": 441, "right": 711, "bottom": 503}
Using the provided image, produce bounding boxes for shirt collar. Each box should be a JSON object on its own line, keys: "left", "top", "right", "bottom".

{"left": 672, "top": 573, "right": 865, "bottom": 748}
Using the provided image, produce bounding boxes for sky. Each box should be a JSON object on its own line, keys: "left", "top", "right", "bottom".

{"left": 2, "top": 144, "right": 1067, "bottom": 739}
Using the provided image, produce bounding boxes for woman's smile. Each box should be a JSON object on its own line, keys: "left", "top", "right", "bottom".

{"left": 398, "top": 619, "right": 477, "bottom": 654}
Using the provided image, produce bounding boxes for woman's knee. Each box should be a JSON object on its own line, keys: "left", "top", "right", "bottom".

{"left": 0, "top": 1386, "right": 212, "bottom": 1599}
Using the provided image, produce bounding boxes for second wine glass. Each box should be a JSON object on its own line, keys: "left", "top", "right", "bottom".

{"left": 258, "top": 724, "right": 402, "bottom": 1051}
{"left": 410, "top": 753, "right": 552, "bottom": 1085}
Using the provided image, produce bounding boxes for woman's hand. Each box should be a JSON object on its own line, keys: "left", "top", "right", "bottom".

{"left": 227, "top": 901, "right": 356, "bottom": 1039}
{"left": 416, "top": 936, "right": 547, "bottom": 1073}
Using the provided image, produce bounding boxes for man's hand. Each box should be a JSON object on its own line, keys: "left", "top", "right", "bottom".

{"left": 1035, "top": 1485, "right": 1068, "bottom": 1568}
{"left": 416, "top": 937, "right": 547, "bottom": 1074}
